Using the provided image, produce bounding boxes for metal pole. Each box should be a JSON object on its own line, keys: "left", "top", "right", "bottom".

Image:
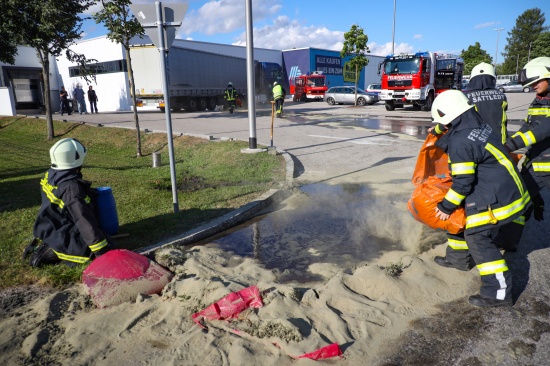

{"left": 245, "top": 0, "right": 257, "bottom": 149}
{"left": 270, "top": 101, "right": 275, "bottom": 147}
{"left": 494, "top": 28, "right": 504, "bottom": 68}
{"left": 156, "top": 1, "right": 179, "bottom": 213}
{"left": 391, "top": 0, "right": 396, "bottom": 54}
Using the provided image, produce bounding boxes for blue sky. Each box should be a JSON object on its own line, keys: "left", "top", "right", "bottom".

{"left": 83, "top": 0, "right": 549, "bottom": 62}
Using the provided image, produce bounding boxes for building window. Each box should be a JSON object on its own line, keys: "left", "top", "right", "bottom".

{"left": 69, "top": 59, "right": 127, "bottom": 77}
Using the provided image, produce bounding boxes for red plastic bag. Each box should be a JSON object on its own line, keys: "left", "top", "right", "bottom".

{"left": 408, "top": 175, "right": 465, "bottom": 234}
{"left": 292, "top": 343, "right": 343, "bottom": 360}
{"left": 192, "top": 285, "right": 263, "bottom": 327}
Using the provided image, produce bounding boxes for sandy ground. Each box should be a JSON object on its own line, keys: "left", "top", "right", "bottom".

{"left": 4, "top": 165, "right": 550, "bottom": 366}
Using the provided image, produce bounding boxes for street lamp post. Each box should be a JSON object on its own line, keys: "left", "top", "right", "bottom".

{"left": 494, "top": 28, "right": 504, "bottom": 68}
{"left": 391, "top": 0, "right": 396, "bottom": 54}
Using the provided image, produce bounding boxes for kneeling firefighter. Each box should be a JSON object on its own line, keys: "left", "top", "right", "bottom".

{"left": 25, "top": 138, "right": 113, "bottom": 267}
{"left": 431, "top": 90, "right": 531, "bottom": 308}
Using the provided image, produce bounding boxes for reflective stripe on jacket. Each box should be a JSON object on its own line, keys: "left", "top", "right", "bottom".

{"left": 273, "top": 84, "right": 284, "bottom": 100}
{"left": 507, "top": 95, "right": 550, "bottom": 176}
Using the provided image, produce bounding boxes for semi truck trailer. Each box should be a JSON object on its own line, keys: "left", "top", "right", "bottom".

{"left": 130, "top": 45, "right": 283, "bottom": 112}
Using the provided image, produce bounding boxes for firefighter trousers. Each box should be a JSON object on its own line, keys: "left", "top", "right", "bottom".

{"left": 275, "top": 98, "right": 284, "bottom": 116}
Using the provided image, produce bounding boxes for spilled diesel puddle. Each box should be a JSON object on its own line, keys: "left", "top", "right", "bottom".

{"left": 197, "top": 182, "right": 429, "bottom": 283}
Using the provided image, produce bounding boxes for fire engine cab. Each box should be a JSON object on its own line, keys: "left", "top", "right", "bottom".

{"left": 290, "top": 71, "right": 328, "bottom": 102}
{"left": 378, "top": 52, "right": 463, "bottom": 111}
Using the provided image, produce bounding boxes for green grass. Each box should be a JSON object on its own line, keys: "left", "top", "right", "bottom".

{"left": 0, "top": 116, "right": 286, "bottom": 289}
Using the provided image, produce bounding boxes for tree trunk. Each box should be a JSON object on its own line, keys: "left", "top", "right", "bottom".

{"left": 39, "top": 49, "right": 54, "bottom": 140}
{"left": 126, "top": 46, "right": 142, "bottom": 157}
{"left": 354, "top": 63, "right": 358, "bottom": 106}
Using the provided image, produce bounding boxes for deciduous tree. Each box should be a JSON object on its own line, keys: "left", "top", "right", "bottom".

{"left": 460, "top": 42, "right": 492, "bottom": 75}
{"left": 501, "top": 8, "right": 548, "bottom": 74}
{"left": 341, "top": 24, "right": 370, "bottom": 106}
{"left": 93, "top": 0, "right": 145, "bottom": 157}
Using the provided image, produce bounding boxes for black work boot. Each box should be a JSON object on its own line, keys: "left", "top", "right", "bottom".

{"left": 468, "top": 294, "right": 513, "bottom": 308}
{"left": 434, "top": 256, "right": 474, "bottom": 271}
{"left": 28, "top": 244, "right": 60, "bottom": 267}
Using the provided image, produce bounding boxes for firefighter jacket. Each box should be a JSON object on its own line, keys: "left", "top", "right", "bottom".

{"left": 506, "top": 94, "right": 550, "bottom": 176}
{"left": 272, "top": 84, "right": 284, "bottom": 100}
{"left": 33, "top": 168, "right": 109, "bottom": 264}
{"left": 435, "top": 109, "right": 531, "bottom": 234}
{"left": 464, "top": 75, "right": 508, "bottom": 144}
{"left": 224, "top": 86, "right": 237, "bottom": 101}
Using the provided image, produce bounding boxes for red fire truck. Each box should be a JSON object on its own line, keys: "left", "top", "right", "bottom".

{"left": 378, "top": 52, "right": 464, "bottom": 111}
{"left": 290, "top": 71, "right": 328, "bottom": 102}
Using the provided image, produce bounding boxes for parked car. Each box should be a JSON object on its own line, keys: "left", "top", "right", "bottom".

{"left": 324, "top": 86, "right": 378, "bottom": 106}
{"left": 366, "top": 83, "right": 382, "bottom": 96}
{"left": 497, "top": 80, "right": 532, "bottom": 93}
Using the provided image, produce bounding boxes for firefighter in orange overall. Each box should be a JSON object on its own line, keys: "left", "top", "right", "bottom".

{"left": 431, "top": 90, "right": 531, "bottom": 308}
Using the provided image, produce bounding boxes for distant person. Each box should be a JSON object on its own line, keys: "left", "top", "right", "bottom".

{"left": 59, "top": 86, "right": 71, "bottom": 116}
{"left": 24, "top": 138, "right": 112, "bottom": 267}
{"left": 506, "top": 57, "right": 550, "bottom": 221}
{"left": 463, "top": 62, "right": 508, "bottom": 144}
{"left": 88, "top": 85, "right": 99, "bottom": 114}
{"left": 272, "top": 81, "right": 286, "bottom": 118}
{"left": 73, "top": 84, "right": 88, "bottom": 115}
{"left": 224, "top": 82, "right": 237, "bottom": 114}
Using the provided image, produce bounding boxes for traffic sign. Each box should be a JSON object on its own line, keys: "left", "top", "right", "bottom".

{"left": 130, "top": 2, "right": 188, "bottom": 50}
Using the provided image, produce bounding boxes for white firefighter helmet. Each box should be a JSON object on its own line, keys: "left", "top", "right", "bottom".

{"left": 470, "top": 62, "right": 496, "bottom": 79}
{"left": 227, "top": 82, "right": 233, "bottom": 87}
{"left": 273, "top": 81, "right": 278, "bottom": 86}
{"left": 520, "top": 57, "right": 550, "bottom": 86}
{"left": 431, "top": 90, "right": 474, "bottom": 125}
{"left": 50, "top": 138, "right": 87, "bottom": 170}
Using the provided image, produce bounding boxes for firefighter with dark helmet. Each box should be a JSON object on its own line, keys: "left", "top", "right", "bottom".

{"left": 24, "top": 138, "right": 112, "bottom": 267}
{"left": 506, "top": 57, "right": 550, "bottom": 222}
{"left": 224, "top": 81, "right": 238, "bottom": 114}
{"left": 464, "top": 62, "right": 508, "bottom": 144}
{"left": 431, "top": 90, "right": 531, "bottom": 308}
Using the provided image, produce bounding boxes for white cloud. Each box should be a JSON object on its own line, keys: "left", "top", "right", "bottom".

{"left": 368, "top": 42, "right": 414, "bottom": 56}
{"left": 179, "top": 0, "right": 282, "bottom": 35}
{"left": 232, "top": 15, "right": 344, "bottom": 50}
{"left": 474, "top": 21, "right": 497, "bottom": 29}
{"left": 413, "top": 34, "right": 422, "bottom": 39}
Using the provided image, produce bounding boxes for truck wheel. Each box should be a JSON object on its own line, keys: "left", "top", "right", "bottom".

{"left": 187, "top": 98, "right": 198, "bottom": 112}
{"left": 385, "top": 101, "right": 395, "bottom": 111}
{"left": 326, "top": 97, "right": 335, "bottom": 105}
{"left": 207, "top": 98, "right": 217, "bottom": 111}
{"left": 357, "top": 97, "right": 367, "bottom": 106}
{"left": 421, "top": 92, "right": 434, "bottom": 111}
{"left": 198, "top": 98, "right": 208, "bottom": 111}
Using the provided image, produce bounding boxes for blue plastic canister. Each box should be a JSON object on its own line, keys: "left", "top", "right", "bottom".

{"left": 95, "top": 186, "right": 119, "bottom": 235}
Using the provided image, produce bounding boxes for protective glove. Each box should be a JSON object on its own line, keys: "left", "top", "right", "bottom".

{"left": 533, "top": 194, "right": 545, "bottom": 221}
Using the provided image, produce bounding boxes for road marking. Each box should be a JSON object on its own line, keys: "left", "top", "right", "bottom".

{"left": 308, "top": 134, "right": 395, "bottom": 145}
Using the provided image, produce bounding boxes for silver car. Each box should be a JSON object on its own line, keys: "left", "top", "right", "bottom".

{"left": 324, "top": 86, "right": 378, "bottom": 106}
{"left": 497, "top": 80, "right": 532, "bottom": 93}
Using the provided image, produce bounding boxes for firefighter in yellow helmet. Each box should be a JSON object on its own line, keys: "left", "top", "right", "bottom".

{"left": 506, "top": 57, "right": 550, "bottom": 222}
{"left": 24, "top": 138, "right": 113, "bottom": 267}
{"left": 431, "top": 90, "right": 531, "bottom": 308}
{"left": 272, "top": 81, "right": 286, "bottom": 118}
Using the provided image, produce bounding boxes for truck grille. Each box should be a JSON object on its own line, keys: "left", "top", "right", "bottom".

{"left": 388, "top": 80, "right": 412, "bottom": 87}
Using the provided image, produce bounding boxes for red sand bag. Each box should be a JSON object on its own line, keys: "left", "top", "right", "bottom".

{"left": 82, "top": 249, "right": 173, "bottom": 308}
{"left": 292, "top": 343, "right": 343, "bottom": 360}
{"left": 408, "top": 175, "right": 465, "bottom": 234}
{"left": 192, "top": 285, "right": 263, "bottom": 327}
